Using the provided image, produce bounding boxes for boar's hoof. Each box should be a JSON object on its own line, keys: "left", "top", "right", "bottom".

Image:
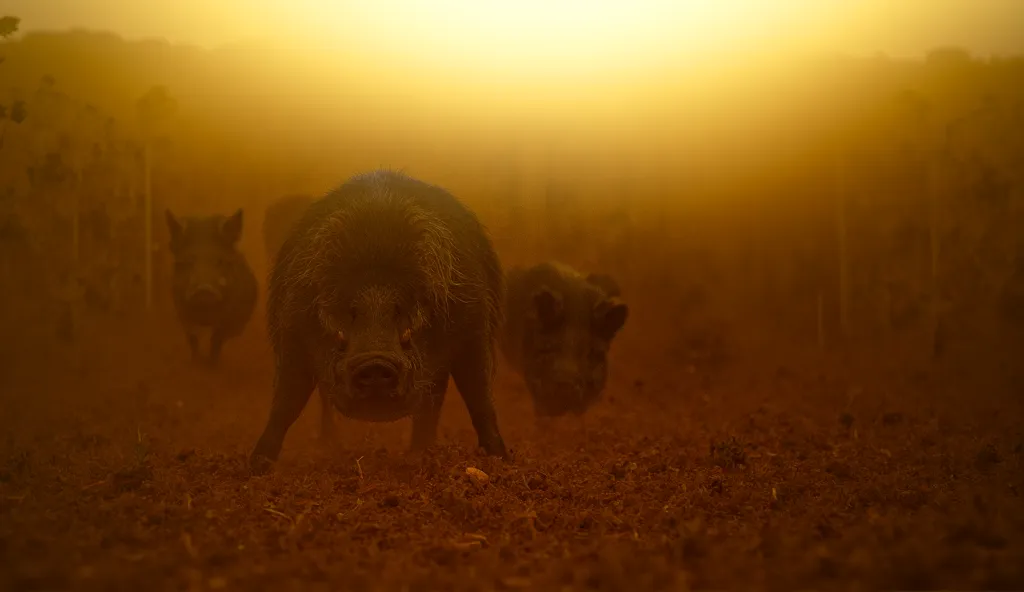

{"left": 481, "top": 437, "right": 513, "bottom": 462}
{"left": 248, "top": 454, "right": 275, "bottom": 476}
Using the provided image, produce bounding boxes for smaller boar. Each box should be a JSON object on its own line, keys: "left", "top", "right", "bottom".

{"left": 262, "top": 194, "right": 315, "bottom": 264}
{"left": 166, "top": 209, "right": 258, "bottom": 365}
{"left": 501, "top": 262, "right": 629, "bottom": 417}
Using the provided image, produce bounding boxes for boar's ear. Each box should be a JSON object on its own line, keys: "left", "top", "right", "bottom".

{"left": 531, "top": 285, "right": 564, "bottom": 327}
{"left": 585, "top": 272, "right": 621, "bottom": 298}
{"left": 593, "top": 297, "right": 628, "bottom": 339}
{"left": 165, "top": 210, "right": 183, "bottom": 243}
{"left": 221, "top": 208, "right": 243, "bottom": 244}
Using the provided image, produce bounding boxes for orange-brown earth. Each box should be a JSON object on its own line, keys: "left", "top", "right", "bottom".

{"left": 2, "top": 291, "right": 1023, "bottom": 591}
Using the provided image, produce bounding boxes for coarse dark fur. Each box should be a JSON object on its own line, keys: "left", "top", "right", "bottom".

{"left": 583, "top": 272, "right": 622, "bottom": 298}
{"left": 250, "top": 169, "right": 508, "bottom": 473}
{"left": 165, "top": 209, "right": 258, "bottom": 366}
{"left": 262, "top": 194, "right": 314, "bottom": 265}
{"left": 500, "top": 262, "right": 629, "bottom": 418}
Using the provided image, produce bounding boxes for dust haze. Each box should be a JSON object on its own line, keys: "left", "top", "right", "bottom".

{"left": 1, "top": 3, "right": 1023, "bottom": 590}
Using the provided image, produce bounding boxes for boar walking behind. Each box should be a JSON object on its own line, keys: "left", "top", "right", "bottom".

{"left": 501, "top": 262, "right": 629, "bottom": 417}
{"left": 250, "top": 170, "right": 509, "bottom": 474}
{"left": 165, "top": 209, "right": 258, "bottom": 365}
{"left": 262, "top": 194, "right": 314, "bottom": 264}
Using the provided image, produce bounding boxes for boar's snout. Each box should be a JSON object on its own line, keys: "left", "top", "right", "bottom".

{"left": 551, "top": 379, "right": 585, "bottom": 400}
{"left": 551, "top": 360, "right": 584, "bottom": 390}
{"left": 353, "top": 361, "right": 399, "bottom": 391}
{"left": 345, "top": 353, "right": 403, "bottom": 398}
{"left": 186, "top": 283, "right": 223, "bottom": 307}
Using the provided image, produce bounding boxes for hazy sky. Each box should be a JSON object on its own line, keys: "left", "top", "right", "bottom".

{"left": 6, "top": 0, "right": 1024, "bottom": 61}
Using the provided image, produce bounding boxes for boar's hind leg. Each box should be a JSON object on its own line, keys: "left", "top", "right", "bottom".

{"left": 250, "top": 350, "right": 316, "bottom": 474}
{"left": 451, "top": 343, "right": 509, "bottom": 459}
{"left": 410, "top": 373, "right": 449, "bottom": 451}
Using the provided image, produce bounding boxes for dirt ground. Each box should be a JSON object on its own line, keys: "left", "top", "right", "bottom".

{"left": 2, "top": 293, "right": 1023, "bottom": 591}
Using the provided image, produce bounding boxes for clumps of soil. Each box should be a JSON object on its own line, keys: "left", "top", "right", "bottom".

{"left": 2, "top": 317, "right": 1024, "bottom": 589}
{"left": 111, "top": 464, "right": 153, "bottom": 493}
{"left": 974, "top": 443, "right": 1001, "bottom": 471}
{"left": 882, "top": 412, "right": 904, "bottom": 426}
{"left": 709, "top": 436, "right": 747, "bottom": 469}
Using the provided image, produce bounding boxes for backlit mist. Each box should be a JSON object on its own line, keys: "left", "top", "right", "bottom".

{"left": 1, "top": 2, "right": 1023, "bottom": 590}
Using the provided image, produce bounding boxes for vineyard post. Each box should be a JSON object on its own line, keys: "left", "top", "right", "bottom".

{"left": 928, "top": 154, "right": 940, "bottom": 289}
{"left": 835, "top": 151, "right": 850, "bottom": 338}
{"left": 817, "top": 291, "right": 825, "bottom": 349}
{"left": 136, "top": 85, "right": 177, "bottom": 312}
{"left": 144, "top": 141, "right": 152, "bottom": 310}
{"left": 72, "top": 169, "right": 80, "bottom": 263}
{"left": 928, "top": 143, "right": 944, "bottom": 359}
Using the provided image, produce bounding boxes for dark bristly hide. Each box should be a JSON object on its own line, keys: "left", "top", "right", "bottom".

{"left": 501, "top": 262, "right": 629, "bottom": 418}
{"left": 165, "top": 208, "right": 258, "bottom": 366}
{"left": 250, "top": 169, "right": 509, "bottom": 474}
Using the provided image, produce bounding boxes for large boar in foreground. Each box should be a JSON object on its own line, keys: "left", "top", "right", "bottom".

{"left": 262, "top": 194, "right": 314, "bottom": 264}
{"left": 250, "top": 170, "right": 509, "bottom": 474}
{"left": 501, "top": 262, "right": 629, "bottom": 417}
{"left": 165, "top": 209, "right": 258, "bottom": 365}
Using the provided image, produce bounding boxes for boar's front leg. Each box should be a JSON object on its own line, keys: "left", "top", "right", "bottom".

{"left": 185, "top": 327, "right": 201, "bottom": 362}
{"left": 410, "top": 372, "right": 450, "bottom": 452}
{"left": 250, "top": 347, "right": 316, "bottom": 475}
{"left": 451, "top": 340, "right": 509, "bottom": 460}
{"left": 208, "top": 327, "right": 226, "bottom": 366}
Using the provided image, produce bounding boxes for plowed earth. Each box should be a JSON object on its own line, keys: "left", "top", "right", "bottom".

{"left": 2, "top": 296, "right": 1023, "bottom": 591}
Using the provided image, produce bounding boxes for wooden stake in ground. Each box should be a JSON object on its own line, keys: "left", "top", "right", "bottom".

{"left": 835, "top": 152, "right": 850, "bottom": 338}
{"left": 72, "top": 171, "right": 80, "bottom": 264}
{"left": 928, "top": 151, "right": 944, "bottom": 359}
{"left": 136, "top": 85, "right": 178, "bottom": 312}
{"left": 144, "top": 141, "right": 152, "bottom": 311}
{"left": 817, "top": 290, "right": 825, "bottom": 350}
{"left": 928, "top": 157, "right": 940, "bottom": 288}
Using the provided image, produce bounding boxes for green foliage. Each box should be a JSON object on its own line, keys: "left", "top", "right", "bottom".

{"left": 0, "top": 16, "right": 19, "bottom": 40}
{"left": 0, "top": 17, "right": 27, "bottom": 140}
{"left": 27, "top": 151, "right": 72, "bottom": 187}
{"left": 136, "top": 85, "right": 178, "bottom": 140}
{"left": 0, "top": 30, "right": 1021, "bottom": 351}
{"left": 926, "top": 46, "right": 973, "bottom": 68}
{"left": 10, "top": 99, "right": 27, "bottom": 123}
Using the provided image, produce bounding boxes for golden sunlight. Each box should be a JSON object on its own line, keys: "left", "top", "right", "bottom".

{"left": 284, "top": 0, "right": 845, "bottom": 76}
{"left": 3, "top": 2, "right": 1024, "bottom": 589}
